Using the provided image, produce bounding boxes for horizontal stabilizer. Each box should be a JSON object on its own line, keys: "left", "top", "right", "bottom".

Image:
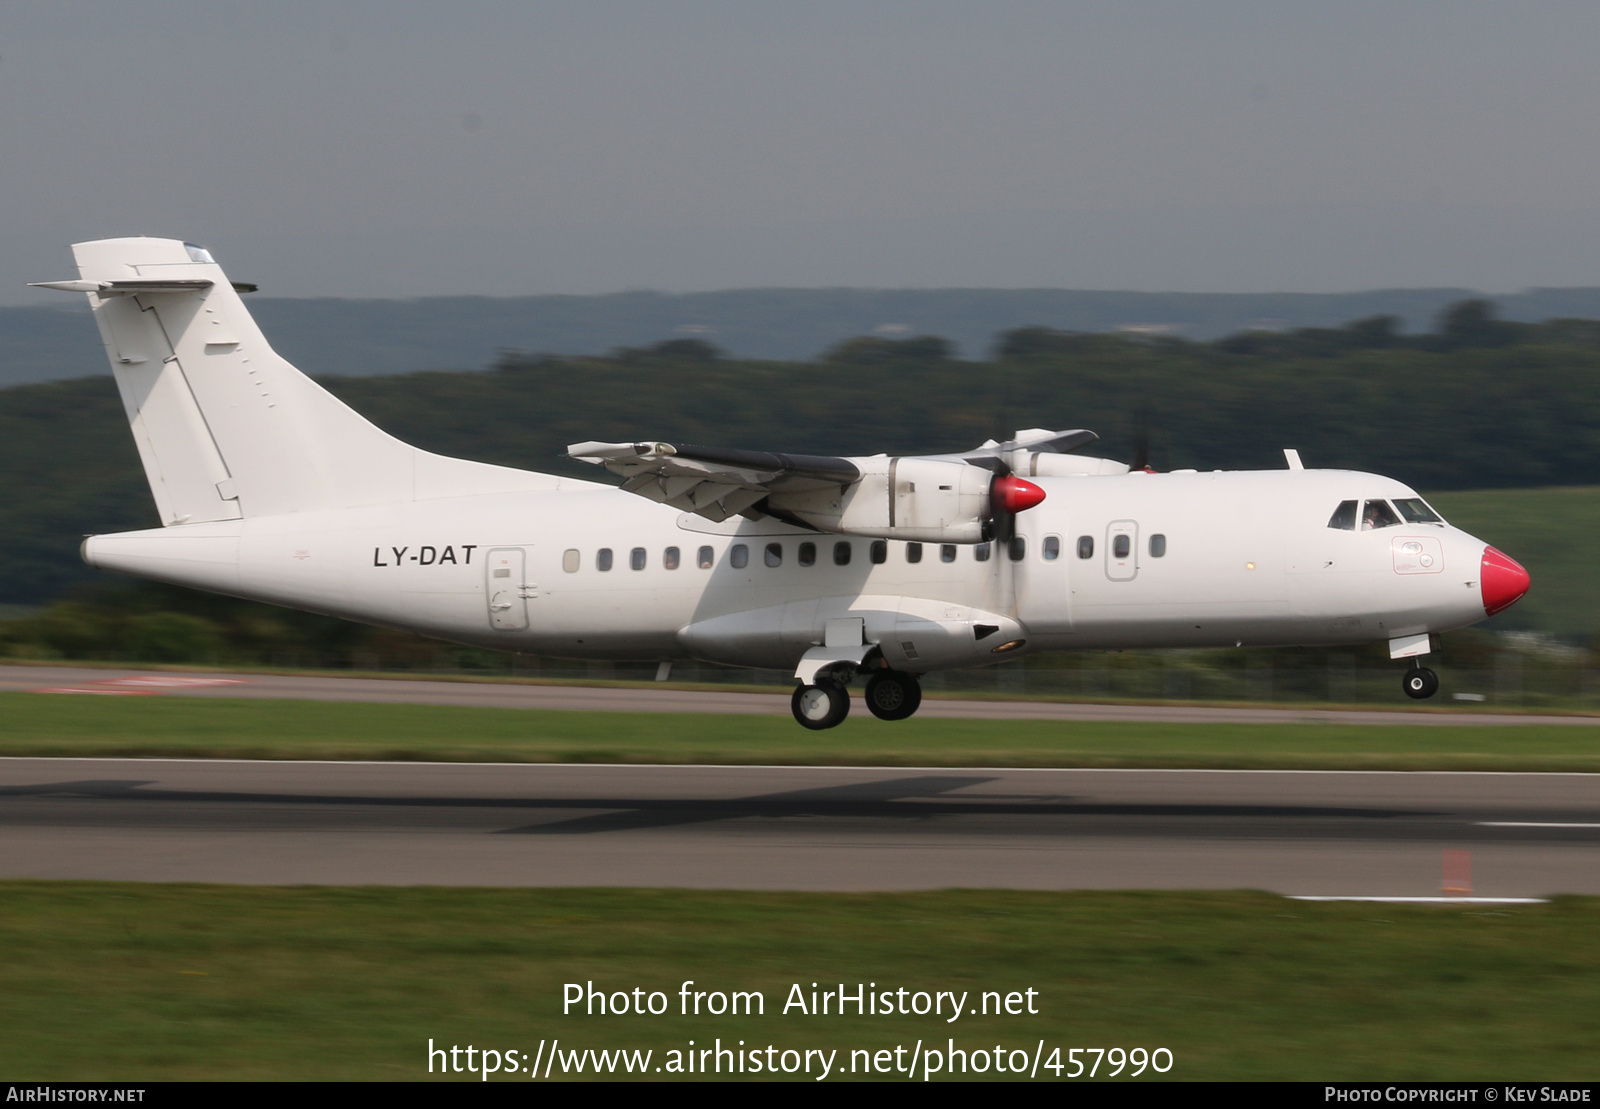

{"left": 32, "top": 278, "right": 213, "bottom": 295}
{"left": 33, "top": 278, "right": 257, "bottom": 295}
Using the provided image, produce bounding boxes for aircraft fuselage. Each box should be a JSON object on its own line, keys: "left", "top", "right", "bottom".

{"left": 83, "top": 466, "right": 1498, "bottom": 673}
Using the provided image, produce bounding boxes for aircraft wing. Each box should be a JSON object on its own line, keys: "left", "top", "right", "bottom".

{"left": 567, "top": 441, "right": 862, "bottom": 522}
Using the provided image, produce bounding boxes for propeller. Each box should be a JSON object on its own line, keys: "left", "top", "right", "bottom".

{"left": 963, "top": 429, "right": 1073, "bottom": 542}
{"left": 1128, "top": 409, "right": 1156, "bottom": 473}
{"left": 988, "top": 472, "right": 1046, "bottom": 543}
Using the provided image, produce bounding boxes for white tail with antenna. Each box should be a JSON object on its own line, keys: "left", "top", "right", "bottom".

{"left": 36, "top": 237, "right": 568, "bottom": 527}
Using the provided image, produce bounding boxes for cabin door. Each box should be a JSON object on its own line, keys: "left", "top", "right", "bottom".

{"left": 485, "top": 547, "right": 530, "bottom": 630}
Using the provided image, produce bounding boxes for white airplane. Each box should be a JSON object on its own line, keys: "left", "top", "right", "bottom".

{"left": 34, "top": 238, "right": 1530, "bottom": 729}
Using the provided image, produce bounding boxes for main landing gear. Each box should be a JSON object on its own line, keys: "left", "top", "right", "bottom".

{"left": 1402, "top": 660, "right": 1440, "bottom": 700}
{"left": 864, "top": 669, "right": 922, "bottom": 721}
{"left": 791, "top": 682, "right": 851, "bottom": 730}
{"left": 790, "top": 670, "right": 924, "bottom": 729}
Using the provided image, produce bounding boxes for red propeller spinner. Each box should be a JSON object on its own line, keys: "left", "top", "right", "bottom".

{"left": 992, "top": 475, "right": 1046, "bottom": 514}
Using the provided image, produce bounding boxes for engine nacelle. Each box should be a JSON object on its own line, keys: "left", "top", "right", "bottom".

{"left": 1023, "top": 452, "right": 1129, "bottom": 477}
{"left": 769, "top": 456, "right": 995, "bottom": 542}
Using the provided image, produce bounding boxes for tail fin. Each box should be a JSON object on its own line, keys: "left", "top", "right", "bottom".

{"left": 48, "top": 237, "right": 565, "bottom": 526}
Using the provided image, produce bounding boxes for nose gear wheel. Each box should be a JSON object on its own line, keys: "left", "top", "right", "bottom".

{"left": 1402, "top": 667, "right": 1439, "bottom": 700}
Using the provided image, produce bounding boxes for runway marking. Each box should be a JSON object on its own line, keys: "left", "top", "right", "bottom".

{"left": 31, "top": 676, "right": 247, "bottom": 695}
{"left": 1478, "top": 821, "right": 1600, "bottom": 828}
{"left": 102, "top": 676, "right": 248, "bottom": 688}
{"left": 1289, "top": 896, "right": 1549, "bottom": 904}
{"left": 33, "top": 688, "right": 155, "bottom": 696}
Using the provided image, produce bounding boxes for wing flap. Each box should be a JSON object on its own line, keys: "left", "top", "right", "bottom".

{"left": 569, "top": 440, "right": 859, "bottom": 521}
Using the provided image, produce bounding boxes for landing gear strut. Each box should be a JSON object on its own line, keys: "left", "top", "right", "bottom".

{"left": 791, "top": 682, "right": 851, "bottom": 729}
{"left": 864, "top": 670, "right": 922, "bottom": 721}
{"left": 1402, "top": 661, "right": 1439, "bottom": 700}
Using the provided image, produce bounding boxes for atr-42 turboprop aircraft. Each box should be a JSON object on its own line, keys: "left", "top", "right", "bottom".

{"left": 36, "top": 238, "right": 1530, "bottom": 729}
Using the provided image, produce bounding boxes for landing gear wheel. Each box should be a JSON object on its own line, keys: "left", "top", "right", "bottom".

{"left": 864, "top": 671, "right": 923, "bottom": 721}
{"left": 1403, "top": 667, "right": 1439, "bottom": 700}
{"left": 791, "top": 683, "right": 851, "bottom": 730}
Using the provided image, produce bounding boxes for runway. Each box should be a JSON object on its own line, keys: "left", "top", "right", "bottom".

{"left": 4, "top": 664, "right": 1595, "bottom": 725}
{"left": 3, "top": 758, "right": 1599, "bottom": 896}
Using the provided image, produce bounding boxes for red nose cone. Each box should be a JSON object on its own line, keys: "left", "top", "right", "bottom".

{"left": 993, "top": 475, "right": 1046, "bottom": 514}
{"left": 1481, "top": 546, "right": 1530, "bottom": 616}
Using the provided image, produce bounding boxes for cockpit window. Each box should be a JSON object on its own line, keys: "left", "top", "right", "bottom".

{"left": 1327, "top": 500, "right": 1357, "bottom": 530}
{"left": 1394, "top": 497, "right": 1443, "bottom": 524}
{"left": 1361, "top": 500, "right": 1401, "bottom": 530}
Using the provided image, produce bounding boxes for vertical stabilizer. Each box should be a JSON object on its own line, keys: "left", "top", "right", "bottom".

{"left": 54, "top": 237, "right": 567, "bottom": 525}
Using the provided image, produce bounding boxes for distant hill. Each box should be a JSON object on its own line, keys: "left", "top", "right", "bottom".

{"left": 14, "top": 285, "right": 1600, "bottom": 385}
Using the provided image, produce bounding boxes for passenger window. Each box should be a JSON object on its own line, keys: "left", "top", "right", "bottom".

{"left": 833, "top": 542, "right": 852, "bottom": 566}
{"left": 630, "top": 547, "right": 647, "bottom": 571}
{"left": 1077, "top": 536, "right": 1094, "bottom": 559}
{"left": 906, "top": 542, "right": 923, "bottom": 564}
{"left": 940, "top": 544, "right": 957, "bottom": 563}
{"left": 870, "top": 540, "right": 887, "bottom": 564}
{"left": 1008, "top": 536, "right": 1026, "bottom": 561}
{"left": 974, "top": 543, "right": 991, "bottom": 562}
{"left": 1043, "top": 536, "right": 1061, "bottom": 561}
{"left": 697, "top": 546, "right": 714, "bottom": 569}
{"left": 1361, "top": 500, "right": 1401, "bottom": 530}
{"left": 663, "top": 546, "right": 680, "bottom": 570}
{"left": 764, "top": 542, "right": 783, "bottom": 567}
{"left": 730, "top": 544, "right": 749, "bottom": 569}
{"left": 798, "top": 541, "right": 816, "bottom": 567}
{"left": 1327, "top": 500, "right": 1357, "bottom": 530}
{"left": 1149, "top": 534, "right": 1166, "bottom": 558}
{"left": 562, "top": 549, "right": 580, "bottom": 573}
{"left": 1395, "top": 497, "right": 1443, "bottom": 524}
{"left": 1112, "top": 534, "right": 1130, "bottom": 558}
{"left": 596, "top": 548, "right": 613, "bottom": 572}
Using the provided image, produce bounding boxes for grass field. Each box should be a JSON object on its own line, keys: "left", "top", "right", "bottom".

{"left": 0, "top": 883, "right": 1595, "bottom": 1081}
{"left": 1430, "top": 485, "right": 1600, "bottom": 640}
{"left": 2, "top": 691, "right": 1597, "bottom": 770}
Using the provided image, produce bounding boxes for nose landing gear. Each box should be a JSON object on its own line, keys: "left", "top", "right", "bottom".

{"left": 1402, "top": 661, "right": 1440, "bottom": 700}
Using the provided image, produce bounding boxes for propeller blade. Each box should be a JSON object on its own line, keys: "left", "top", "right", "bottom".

{"left": 988, "top": 474, "right": 1046, "bottom": 544}
{"left": 1129, "top": 418, "right": 1154, "bottom": 473}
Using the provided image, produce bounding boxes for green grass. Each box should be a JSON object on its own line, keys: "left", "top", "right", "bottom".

{"left": 2, "top": 691, "right": 1597, "bottom": 770}
{"left": 1430, "top": 485, "right": 1600, "bottom": 640}
{"left": 0, "top": 883, "right": 1596, "bottom": 1080}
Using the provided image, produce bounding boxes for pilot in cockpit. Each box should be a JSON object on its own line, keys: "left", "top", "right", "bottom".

{"left": 1362, "top": 500, "right": 1399, "bottom": 530}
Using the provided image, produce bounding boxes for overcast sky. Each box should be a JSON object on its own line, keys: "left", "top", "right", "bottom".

{"left": 7, "top": 1, "right": 1600, "bottom": 303}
